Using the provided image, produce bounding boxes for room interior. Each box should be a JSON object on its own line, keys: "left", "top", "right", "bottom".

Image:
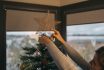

{"left": 0, "top": 0, "right": 104, "bottom": 70}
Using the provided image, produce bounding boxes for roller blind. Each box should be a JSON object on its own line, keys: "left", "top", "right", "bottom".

{"left": 6, "top": 10, "right": 55, "bottom": 31}
{"left": 67, "top": 9, "right": 104, "bottom": 25}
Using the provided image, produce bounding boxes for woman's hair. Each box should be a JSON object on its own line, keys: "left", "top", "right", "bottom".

{"left": 96, "top": 46, "right": 104, "bottom": 69}
{"left": 96, "top": 46, "right": 104, "bottom": 55}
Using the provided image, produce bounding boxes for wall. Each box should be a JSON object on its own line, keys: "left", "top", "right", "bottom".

{"left": 5, "top": 0, "right": 61, "bottom": 6}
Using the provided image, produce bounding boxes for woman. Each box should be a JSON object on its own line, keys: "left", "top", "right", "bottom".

{"left": 39, "top": 30, "right": 104, "bottom": 70}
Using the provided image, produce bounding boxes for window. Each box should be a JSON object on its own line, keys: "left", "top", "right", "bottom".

{"left": 67, "top": 23, "right": 104, "bottom": 62}
{"left": 6, "top": 9, "right": 56, "bottom": 70}
{"left": 6, "top": 31, "right": 54, "bottom": 70}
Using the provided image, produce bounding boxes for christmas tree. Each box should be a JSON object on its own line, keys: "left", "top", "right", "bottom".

{"left": 20, "top": 43, "right": 58, "bottom": 70}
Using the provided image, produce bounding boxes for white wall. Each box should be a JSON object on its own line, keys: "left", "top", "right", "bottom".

{"left": 5, "top": 0, "right": 61, "bottom": 6}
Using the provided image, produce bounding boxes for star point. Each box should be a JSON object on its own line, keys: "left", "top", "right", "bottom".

{"left": 34, "top": 12, "right": 61, "bottom": 31}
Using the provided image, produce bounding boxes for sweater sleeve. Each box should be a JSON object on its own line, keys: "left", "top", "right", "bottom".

{"left": 46, "top": 42, "right": 79, "bottom": 70}
{"left": 62, "top": 42, "right": 91, "bottom": 70}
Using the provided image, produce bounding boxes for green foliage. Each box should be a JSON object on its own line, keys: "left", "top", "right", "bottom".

{"left": 20, "top": 44, "right": 58, "bottom": 70}
{"left": 22, "top": 47, "right": 37, "bottom": 55}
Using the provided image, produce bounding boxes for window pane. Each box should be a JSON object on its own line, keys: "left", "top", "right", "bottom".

{"left": 67, "top": 23, "right": 104, "bottom": 62}
{"left": 6, "top": 31, "right": 54, "bottom": 70}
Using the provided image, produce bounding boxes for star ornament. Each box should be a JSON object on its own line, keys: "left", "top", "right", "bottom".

{"left": 34, "top": 11, "right": 60, "bottom": 31}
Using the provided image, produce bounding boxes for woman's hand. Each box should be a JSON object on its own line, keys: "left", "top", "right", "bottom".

{"left": 39, "top": 35, "right": 52, "bottom": 44}
{"left": 52, "top": 30, "right": 65, "bottom": 43}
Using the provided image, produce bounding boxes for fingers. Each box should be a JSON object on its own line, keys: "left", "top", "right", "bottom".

{"left": 39, "top": 35, "right": 51, "bottom": 44}
{"left": 51, "top": 29, "right": 60, "bottom": 39}
{"left": 39, "top": 36, "right": 47, "bottom": 43}
{"left": 50, "top": 34, "right": 56, "bottom": 41}
{"left": 50, "top": 34, "right": 54, "bottom": 40}
{"left": 52, "top": 29, "right": 57, "bottom": 32}
{"left": 52, "top": 29, "right": 59, "bottom": 35}
{"left": 51, "top": 33, "right": 57, "bottom": 38}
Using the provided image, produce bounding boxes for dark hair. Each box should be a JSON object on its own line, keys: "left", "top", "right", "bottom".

{"left": 96, "top": 46, "right": 104, "bottom": 55}
{"left": 94, "top": 46, "right": 104, "bottom": 70}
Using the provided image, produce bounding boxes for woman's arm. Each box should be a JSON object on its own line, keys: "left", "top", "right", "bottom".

{"left": 52, "top": 30, "right": 91, "bottom": 70}
{"left": 39, "top": 36, "right": 78, "bottom": 70}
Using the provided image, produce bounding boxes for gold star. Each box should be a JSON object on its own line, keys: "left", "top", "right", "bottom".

{"left": 34, "top": 11, "right": 60, "bottom": 31}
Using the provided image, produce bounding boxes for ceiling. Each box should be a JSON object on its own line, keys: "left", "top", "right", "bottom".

{"left": 60, "top": 0, "right": 88, "bottom": 6}
{"left": 5, "top": 0, "right": 88, "bottom": 6}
